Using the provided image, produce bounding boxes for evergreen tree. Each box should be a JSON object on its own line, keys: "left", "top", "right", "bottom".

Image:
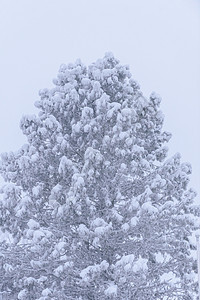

{"left": 0, "top": 53, "right": 199, "bottom": 299}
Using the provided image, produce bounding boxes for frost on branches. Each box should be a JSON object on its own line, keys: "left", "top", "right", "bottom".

{"left": 0, "top": 53, "right": 199, "bottom": 299}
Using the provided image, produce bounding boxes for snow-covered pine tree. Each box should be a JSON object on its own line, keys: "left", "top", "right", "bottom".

{"left": 0, "top": 53, "right": 199, "bottom": 299}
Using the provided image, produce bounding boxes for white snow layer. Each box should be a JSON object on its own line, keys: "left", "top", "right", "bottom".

{"left": 116, "top": 255, "right": 148, "bottom": 273}
{"left": 105, "top": 284, "right": 118, "bottom": 296}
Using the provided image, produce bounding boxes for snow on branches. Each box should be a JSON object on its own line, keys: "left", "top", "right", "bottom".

{"left": 0, "top": 53, "right": 199, "bottom": 299}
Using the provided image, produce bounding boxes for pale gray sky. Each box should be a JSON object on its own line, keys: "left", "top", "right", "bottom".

{"left": 0, "top": 0, "right": 200, "bottom": 196}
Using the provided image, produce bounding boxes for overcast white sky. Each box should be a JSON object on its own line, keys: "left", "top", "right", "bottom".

{"left": 0, "top": 0, "right": 200, "bottom": 196}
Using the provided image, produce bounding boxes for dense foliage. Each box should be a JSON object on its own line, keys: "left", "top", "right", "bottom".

{"left": 0, "top": 53, "right": 199, "bottom": 299}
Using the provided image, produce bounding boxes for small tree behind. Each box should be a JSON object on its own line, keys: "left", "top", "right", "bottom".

{"left": 0, "top": 53, "right": 199, "bottom": 299}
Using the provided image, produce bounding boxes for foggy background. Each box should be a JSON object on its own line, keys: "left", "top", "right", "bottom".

{"left": 0, "top": 0, "right": 199, "bottom": 198}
